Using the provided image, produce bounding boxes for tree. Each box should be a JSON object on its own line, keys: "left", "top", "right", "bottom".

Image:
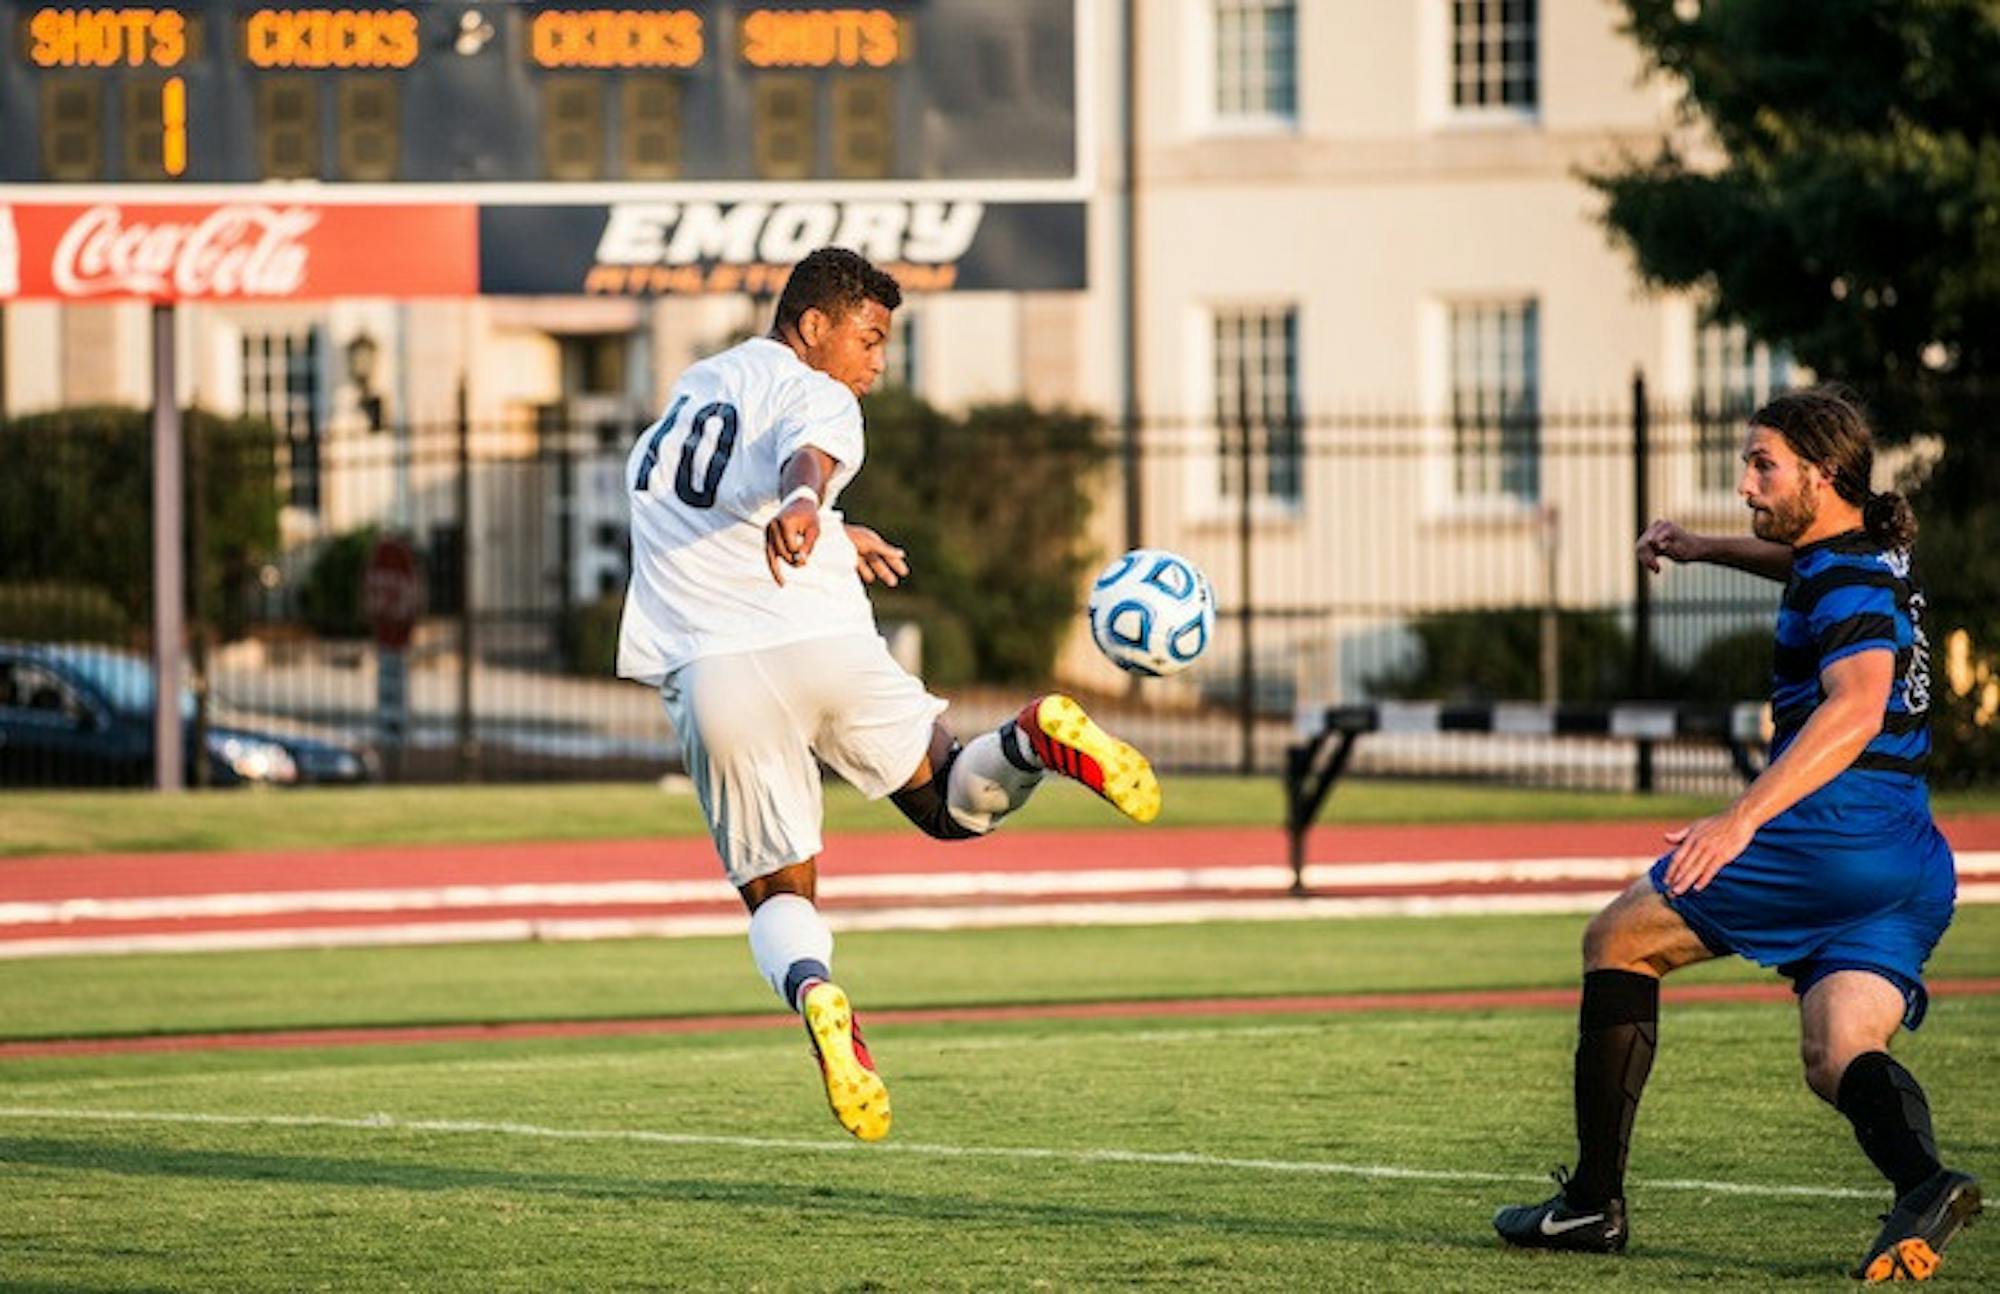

{"left": 1592, "top": 0, "right": 2000, "bottom": 779}
{"left": 0, "top": 407, "right": 282, "bottom": 644}
{"left": 840, "top": 388, "right": 1106, "bottom": 685}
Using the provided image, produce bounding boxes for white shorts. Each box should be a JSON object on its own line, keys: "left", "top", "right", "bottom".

{"left": 660, "top": 633, "right": 948, "bottom": 887}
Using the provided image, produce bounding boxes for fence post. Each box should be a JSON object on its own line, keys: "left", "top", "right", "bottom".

{"left": 558, "top": 415, "right": 577, "bottom": 643}
{"left": 150, "top": 303, "right": 185, "bottom": 792}
{"left": 1539, "top": 503, "right": 1559, "bottom": 706}
{"left": 1631, "top": 369, "right": 1655, "bottom": 791}
{"left": 1118, "top": 0, "right": 1142, "bottom": 555}
{"left": 1237, "top": 356, "right": 1256, "bottom": 775}
{"left": 455, "top": 376, "right": 477, "bottom": 781}
{"left": 188, "top": 407, "right": 212, "bottom": 788}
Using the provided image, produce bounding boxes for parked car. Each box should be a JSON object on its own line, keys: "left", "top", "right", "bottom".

{"left": 0, "top": 641, "right": 374, "bottom": 787}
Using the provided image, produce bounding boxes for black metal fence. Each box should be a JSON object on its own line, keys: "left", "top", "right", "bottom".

{"left": 0, "top": 386, "right": 1809, "bottom": 791}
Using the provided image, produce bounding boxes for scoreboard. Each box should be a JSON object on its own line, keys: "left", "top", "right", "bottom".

{"left": 1, "top": 1, "right": 1078, "bottom": 186}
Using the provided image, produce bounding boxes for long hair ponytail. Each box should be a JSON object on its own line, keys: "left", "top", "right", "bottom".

{"left": 1862, "top": 490, "right": 1918, "bottom": 550}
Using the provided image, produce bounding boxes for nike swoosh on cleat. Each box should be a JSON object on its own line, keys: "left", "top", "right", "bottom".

{"left": 1539, "top": 1212, "right": 1607, "bottom": 1236}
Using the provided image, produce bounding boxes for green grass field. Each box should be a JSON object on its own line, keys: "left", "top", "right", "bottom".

{"left": 0, "top": 775, "right": 1743, "bottom": 856}
{"left": 3, "top": 913, "right": 1996, "bottom": 1289}
{"left": 8, "top": 777, "right": 2000, "bottom": 858}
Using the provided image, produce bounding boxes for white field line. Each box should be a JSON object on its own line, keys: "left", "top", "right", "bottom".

{"left": 0, "top": 894, "right": 1639, "bottom": 958}
{"left": 5, "top": 883, "right": 1998, "bottom": 959}
{"left": 0, "top": 863, "right": 1589, "bottom": 925}
{"left": 8, "top": 850, "right": 1998, "bottom": 928}
{"left": 0, "top": 1105, "right": 1882, "bottom": 1201}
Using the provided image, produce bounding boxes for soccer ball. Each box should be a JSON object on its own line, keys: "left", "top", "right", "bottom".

{"left": 1087, "top": 548, "right": 1216, "bottom": 677}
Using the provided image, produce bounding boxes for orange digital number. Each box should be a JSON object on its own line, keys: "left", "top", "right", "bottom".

{"left": 162, "top": 75, "right": 187, "bottom": 176}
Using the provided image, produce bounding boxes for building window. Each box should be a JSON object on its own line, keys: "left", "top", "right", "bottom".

{"left": 558, "top": 333, "right": 630, "bottom": 397}
{"left": 1213, "top": 0, "right": 1297, "bottom": 123}
{"left": 242, "top": 329, "right": 323, "bottom": 512}
{"left": 1452, "top": 0, "right": 1537, "bottom": 112}
{"left": 1694, "top": 321, "right": 1792, "bottom": 492}
{"left": 883, "top": 309, "right": 919, "bottom": 391}
{"left": 1214, "top": 306, "right": 1301, "bottom": 504}
{"left": 1450, "top": 300, "right": 1539, "bottom": 502}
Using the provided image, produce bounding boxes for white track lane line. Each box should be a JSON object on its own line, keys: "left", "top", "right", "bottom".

{"left": 0, "top": 1105, "right": 1881, "bottom": 1200}
{"left": 8, "top": 853, "right": 1996, "bottom": 928}
{"left": 8, "top": 883, "right": 2000, "bottom": 959}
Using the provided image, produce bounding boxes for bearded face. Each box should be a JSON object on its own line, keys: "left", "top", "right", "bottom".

{"left": 1749, "top": 471, "right": 1819, "bottom": 543}
{"left": 1740, "top": 426, "right": 1823, "bottom": 545}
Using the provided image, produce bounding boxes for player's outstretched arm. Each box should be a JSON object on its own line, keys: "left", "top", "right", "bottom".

{"left": 1635, "top": 519, "right": 1792, "bottom": 582}
{"left": 766, "top": 447, "right": 839, "bottom": 585}
{"left": 845, "top": 524, "right": 909, "bottom": 587}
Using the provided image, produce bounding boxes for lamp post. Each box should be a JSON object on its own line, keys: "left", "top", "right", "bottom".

{"left": 345, "top": 330, "right": 383, "bottom": 432}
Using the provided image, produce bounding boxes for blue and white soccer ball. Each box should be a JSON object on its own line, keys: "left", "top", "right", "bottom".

{"left": 1088, "top": 548, "right": 1216, "bottom": 677}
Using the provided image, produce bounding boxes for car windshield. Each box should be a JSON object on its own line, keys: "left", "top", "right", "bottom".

{"left": 49, "top": 649, "right": 196, "bottom": 720}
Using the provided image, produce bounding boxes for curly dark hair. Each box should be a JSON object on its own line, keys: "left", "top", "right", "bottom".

{"left": 1751, "top": 384, "right": 1917, "bottom": 550}
{"left": 772, "top": 247, "right": 902, "bottom": 335}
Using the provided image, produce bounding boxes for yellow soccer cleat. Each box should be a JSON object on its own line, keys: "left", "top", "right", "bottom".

{"left": 1015, "top": 694, "right": 1161, "bottom": 824}
{"left": 801, "top": 980, "right": 891, "bottom": 1141}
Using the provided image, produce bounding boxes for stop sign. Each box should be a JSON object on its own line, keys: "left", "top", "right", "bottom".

{"left": 363, "top": 536, "right": 424, "bottom": 650}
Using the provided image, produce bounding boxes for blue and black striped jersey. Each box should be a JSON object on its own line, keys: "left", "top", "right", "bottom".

{"left": 1771, "top": 530, "right": 1932, "bottom": 782}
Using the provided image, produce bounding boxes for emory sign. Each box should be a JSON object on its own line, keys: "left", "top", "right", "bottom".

{"left": 595, "top": 201, "right": 987, "bottom": 268}
{"left": 478, "top": 199, "right": 1087, "bottom": 296}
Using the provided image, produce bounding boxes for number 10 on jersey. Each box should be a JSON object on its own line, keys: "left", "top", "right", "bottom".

{"left": 633, "top": 396, "right": 741, "bottom": 510}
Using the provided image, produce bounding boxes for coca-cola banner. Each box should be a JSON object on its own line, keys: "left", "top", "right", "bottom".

{"left": 0, "top": 203, "right": 477, "bottom": 301}
{"left": 478, "top": 201, "right": 1087, "bottom": 295}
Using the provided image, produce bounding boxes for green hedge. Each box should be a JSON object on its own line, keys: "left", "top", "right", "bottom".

{"left": 297, "top": 527, "right": 380, "bottom": 639}
{"left": 1367, "top": 610, "right": 1778, "bottom": 707}
{"left": 0, "top": 407, "right": 281, "bottom": 641}
{"left": 843, "top": 389, "right": 1105, "bottom": 684}
{"left": 0, "top": 581, "right": 130, "bottom": 645}
{"left": 562, "top": 594, "right": 623, "bottom": 678}
{"left": 1366, "top": 608, "right": 1637, "bottom": 704}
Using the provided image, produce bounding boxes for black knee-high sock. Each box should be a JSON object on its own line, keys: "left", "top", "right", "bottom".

{"left": 1836, "top": 1051, "right": 1943, "bottom": 1199}
{"left": 1566, "top": 969, "right": 1659, "bottom": 1208}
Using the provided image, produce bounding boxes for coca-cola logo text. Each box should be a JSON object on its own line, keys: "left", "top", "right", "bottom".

{"left": 52, "top": 204, "right": 320, "bottom": 298}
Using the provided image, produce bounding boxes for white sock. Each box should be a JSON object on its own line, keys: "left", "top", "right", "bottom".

{"left": 946, "top": 727, "right": 1045, "bottom": 834}
{"left": 747, "top": 893, "right": 833, "bottom": 1010}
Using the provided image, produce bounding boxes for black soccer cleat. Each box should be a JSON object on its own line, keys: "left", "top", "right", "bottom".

{"left": 1853, "top": 1168, "right": 1981, "bottom": 1283}
{"left": 1493, "top": 1169, "right": 1628, "bottom": 1254}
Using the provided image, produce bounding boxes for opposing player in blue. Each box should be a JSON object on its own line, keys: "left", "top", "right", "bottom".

{"left": 1493, "top": 387, "right": 1980, "bottom": 1281}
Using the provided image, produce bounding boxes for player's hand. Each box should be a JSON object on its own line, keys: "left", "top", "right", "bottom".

{"left": 1661, "top": 809, "right": 1755, "bottom": 896}
{"left": 845, "top": 523, "right": 909, "bottom": 587}
{"left": 1636, "top": 519, "right": 1705, "bottom": 574}
{"left": 765, "top": 496, "right": 822, "bottom": 586}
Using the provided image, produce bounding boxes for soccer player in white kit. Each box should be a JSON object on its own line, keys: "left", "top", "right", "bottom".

{"left": 618, "top": 248, "right": 1159, "bottom": 1141}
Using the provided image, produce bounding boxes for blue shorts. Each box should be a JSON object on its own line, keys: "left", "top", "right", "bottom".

{"left": 1648, "top": 781, "right": 1957, "bottom": 1029}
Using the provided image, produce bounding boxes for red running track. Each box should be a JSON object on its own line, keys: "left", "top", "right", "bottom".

{"left": 12, "top": 817, "right": 2000, "bottom": 898}
{"left": 5, "top": 817, "right": 1998, "bottom": 953}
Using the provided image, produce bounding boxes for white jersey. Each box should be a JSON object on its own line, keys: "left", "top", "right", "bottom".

{"left": 617, "top": 337, "right": 876, "bottom": 685}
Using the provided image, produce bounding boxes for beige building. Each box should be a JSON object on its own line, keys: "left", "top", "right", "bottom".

{"left": 2, "top": 1, "right": 1791, "bottom": 702}
{"left": 1070, "top": 0, "right": 1787, "bottom": 702}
